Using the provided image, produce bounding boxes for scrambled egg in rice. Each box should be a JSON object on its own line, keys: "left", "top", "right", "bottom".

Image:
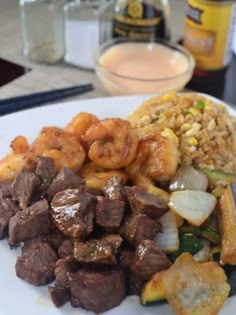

{"left": 127, "top": 92, "right": 236, "bottom": 173}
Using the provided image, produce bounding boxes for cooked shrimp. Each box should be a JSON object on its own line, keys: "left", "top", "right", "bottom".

{"left": 79, "top": 162, "right": 128, "bottom": 190}
{"left": 65, "top": 112, "right": 99, "bottom": 143}
{"left": 25, "top": 127, "right": 86, "bottom": 171}
{"left": 0, "top": 136, "right": 31, "bottom": 182}
{"left": 11, "top": 136, "right": 29, "bottom": 154}
{"left": 81, "top": 118, "right": 138, "bottom": 169}
{"left": 127, "top": 134, "right": 179, "bottom": 182}
{"left": 126, "top": 135, "right": 180, "bottom": 203}
{"left": 0, "top": 152, "right": 30, "bottom": 182}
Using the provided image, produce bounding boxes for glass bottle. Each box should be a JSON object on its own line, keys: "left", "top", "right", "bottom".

{"left": 64, "top": 0, "right": 102, "bottom": 70}
{"left": 183, "top": 0, "right": 236, "bottom": 99}
{"left": 111, "top": 0, "right": 170, "bottom": 40}
{"left": 20, "top": 0, "right": 65, "bottom": 64}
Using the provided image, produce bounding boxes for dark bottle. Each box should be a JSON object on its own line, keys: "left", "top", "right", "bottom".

{"left": 183, "top": 0, "right": 236, "bottom": 99}
{"left": 112, "top": 0, "right": 170, "bottom": 40}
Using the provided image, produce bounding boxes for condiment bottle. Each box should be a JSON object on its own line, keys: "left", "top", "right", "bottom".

{"left": 64, "top": 0, "right": 102, "bottom": 70}
{"left": 183, "top": 0, "right": 236, "bottom": 98}
{"left": 111, "top": 0, "right": 170, "bottom": 40}
{"left": 20, "top": 0, "right": 65, "bottom": 64}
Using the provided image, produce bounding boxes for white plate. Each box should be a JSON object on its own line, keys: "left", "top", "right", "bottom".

{"left": 0, "top": 93, "right": 235, "bottom": 315}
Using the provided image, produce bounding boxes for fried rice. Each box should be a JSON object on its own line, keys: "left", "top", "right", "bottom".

{"left": 127, "top": 92, "right": 236, "bottom": 173}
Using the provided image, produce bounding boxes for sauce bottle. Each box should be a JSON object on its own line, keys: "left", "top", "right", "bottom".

{"left": 183, "top": 0, "right": 236, "bottom": 98}
{"left": 112, "top": 0, "right": 170, "bottom": 40}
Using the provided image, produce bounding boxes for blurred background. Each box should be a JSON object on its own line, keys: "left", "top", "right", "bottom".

{"left": 0, "top": 0, "right": 235, "bottom": 109}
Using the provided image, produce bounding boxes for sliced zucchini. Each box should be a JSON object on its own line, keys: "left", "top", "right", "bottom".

{"left": 200, "top": 227, "right": 220, "bottom": 245}
{"left": 212, "top": 186, "right": 225, "bottom": 198}
{"left": 200, "top": 168, "right": 236, "bottom": 187}
{"left": 141, "top": 272, "right": 166, "bottom": 305}
{"left": 168, "top": 233, "right": 203, "bottom": 262}
{"left": 209, "top": 246, "right": 221, "bottom": 262}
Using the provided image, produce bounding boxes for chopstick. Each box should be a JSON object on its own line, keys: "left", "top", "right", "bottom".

{"left": 0, "top": 83, "right": 94, "bottom": 116}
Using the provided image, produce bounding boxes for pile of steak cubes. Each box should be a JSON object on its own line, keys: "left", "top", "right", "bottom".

{"left": 0, "top": 156, "right": 172, "bottom": 314}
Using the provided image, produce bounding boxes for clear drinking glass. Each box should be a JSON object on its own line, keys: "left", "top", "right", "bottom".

{"left": 20, "top": 0, "right": 65, "bottom": 64}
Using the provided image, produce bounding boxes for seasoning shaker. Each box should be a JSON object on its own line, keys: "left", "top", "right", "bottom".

{"left": 64, "top": 0, "right": 103, "bottom": 70}
{"left": 20, "top": 0, "right": 65, "bottom": 64}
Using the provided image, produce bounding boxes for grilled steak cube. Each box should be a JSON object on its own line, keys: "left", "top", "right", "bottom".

{"left": 103, "top": 176, "right": 126, "bottom": 201}
{"left": 69, "top": 268, "right": 126, "bottom": 313}
{"left": 120, "top": 214, "right": 160, "bottom": 247}
{"left": 0, "top": 182, "right": 12, "bottom": 199}
{"left": 74, "top": 239, "right": 117, "bottom": 265}
{"left": 12, "top": 170, "right": 41, "bottom": 209}
{"left": 96, "top": 197, "right": 125, "bottom": 232}
{"left": 58, "top": 240, "right": 74, "bottom": 258}
{"left": 101, "top": 234, "right": 123, "bottom": 251}
{"left": 0, "top": 198, "right": 20, "bottom": 239}
{"left": 15, "top": 241, "right": 57, "bottom": 286}
{"left": 130, "top": 240, "right": 172, "bottom": 281}
{"left": 48, "top": 286, "right": 70, "bottom": 308}
{"left": 47, "top": 167, "right": 84, "bottom": 200}
{"left": 119, "top": 249, "right": 134, "bottom": 271}
{"left": 125, "top": 186, "right": 168, "bottom": 219}
{"left": 8, "top": 199, "right": 51, "bottom": 246}
{"left": 55, "top": 256, "right": 78, "bottom": 288}
{"left": 51, "top": 189, "right": 95, "bottom": 239}
{"left": 35, "top": 156, "right": 56, "bottom": 191}
{"left": 46, "top": 231, "right": 66, "bottom": 250}
{"left": 127, "top": 272, "right": 143, "bottom": 296}
{"left": 84, "top": 187, "right": 102, "bottom": 197}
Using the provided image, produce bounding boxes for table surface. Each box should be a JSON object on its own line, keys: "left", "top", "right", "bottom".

{"left": 0, "top": 0, "right": 185, "bottom": 102}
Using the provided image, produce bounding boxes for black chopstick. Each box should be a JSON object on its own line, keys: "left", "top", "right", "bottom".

{"left": 0, "top": 83, "right": 94, "bottom": 116}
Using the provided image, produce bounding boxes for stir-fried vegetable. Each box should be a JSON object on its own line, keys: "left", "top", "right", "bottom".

{"left": 160, "top": 253, "right": 230, "bottom": 315}
{"left": 212, "top": 186, "right": 225, "bottom": 198}
{"left": 209, "top": 246, "right": 221, "bottom": 262}
{"left": 169, "top": 165, "right": 208, "bottom": 192}
{"left": 141, "top": 272, "right": 166, "bottom": 305}
{"left": 154, "top": 211, "right": 179, "bottom": 253}
{"left": 200, "top": 227, "right": 220, "bottom": 245}
{"left": 169, "top": 190, "right": 217, "bottom": 226}
{"left": 218, "top": 184, "right": 236, "bottom": 265}
{"left": 193, "top": 240, "right": 210, "bottom": 263}
{"left": 194, "top": 100, "right": 206, "bottom": 109}
{"left": 200, "top": 168, "right": 236, "bottom": 187}
{"left": 168, "top": 233, "right": 203, "bottom": 262}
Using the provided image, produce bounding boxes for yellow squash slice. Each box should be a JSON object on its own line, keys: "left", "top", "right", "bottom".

{"left": 160, "top": 253, "right": 230, "bottom": 315}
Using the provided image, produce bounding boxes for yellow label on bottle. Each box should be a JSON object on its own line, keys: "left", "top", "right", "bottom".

{"left": 183, "top": 0, "right": 236, "bottom": 70}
